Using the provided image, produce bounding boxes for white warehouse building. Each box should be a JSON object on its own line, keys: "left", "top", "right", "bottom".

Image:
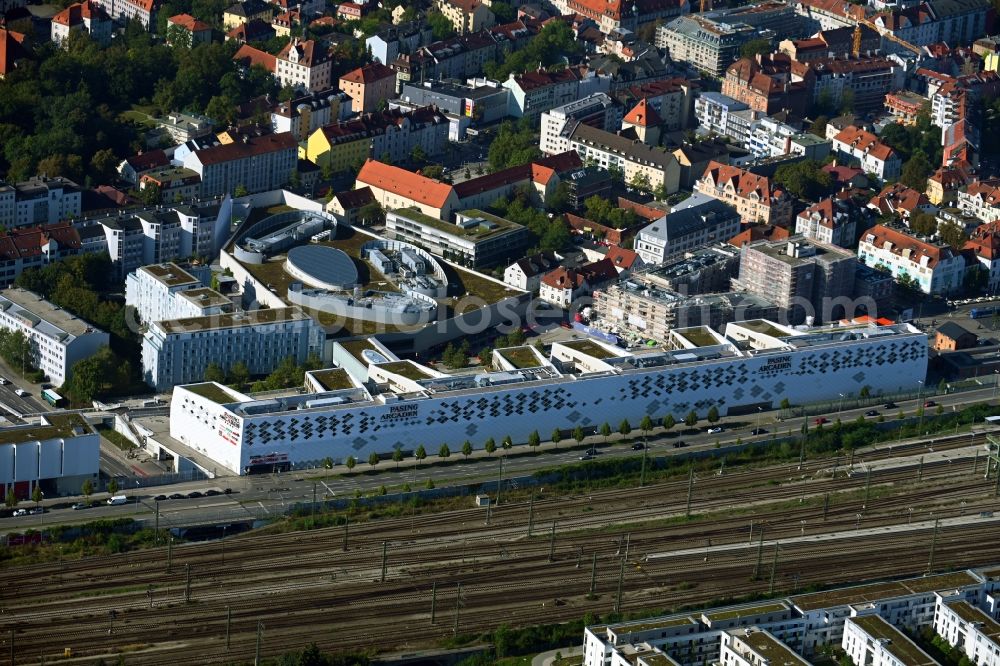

{"left": 142, "top": 307, "right": 324, "bottom": 391}
{"left": 169, "top": 319, "right": 927, "bottom": 475}
{"left": 0, "top": 413, "right": 100, "bottom": 498}
{"left": 0, "top": 288, "right": 110, "bottom": 386}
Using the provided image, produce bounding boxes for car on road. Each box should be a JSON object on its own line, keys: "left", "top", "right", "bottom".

{"left": 71, "top": 502, "right": 88, "bottom": 510}
{"left": 814, "top": 417, "right": 829, "bottom": 425}
{"left": 14, "top": 388, "right": 27, "bottom": 397}
{"left": 205, "top": 489, "right": 221, "bottom": 496}
{"left": 223, "top": 488, "right": 233, "bottom": 494}
{"left": 186, "top": 491, "right": 203, "bottom": 499}
{"left": 865, "top": 410, "right": 880, "bottom": 417}
{"left": 29, "top": 507, "right": 43, "bottom": 515}
{"left": 672, "top": 441, "right": 688, "bottom": 448}
{"left": 923, "top": 400, "right": 937, "bottom": 408}
{"left": 707, "top": 426, "right": 724, "bottom": 434}
{"left": 168, "top": 493, "right": 185, "bottom": 500}
{"left": 12, "top": 509, "right": 27, "bottom": 516}
{"left": 631, "top": 443, "right": 646, "bottom": 451}
{"left": 154, "top": 495, "right": 167, "bottom": 502}
{"left": 0, "top": 377, "right": 8, "bottom": 385}
{"left": 884, "top": 402, "right": 897, "bottom": 409}
{"left": 578, "top": 454, "right": 593, "bottom": 460}
{"left": 750, "top": 428, "right": 767, "bottom": 435}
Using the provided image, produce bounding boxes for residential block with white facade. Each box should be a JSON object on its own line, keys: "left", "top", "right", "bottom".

{"left": 0, "top": 288, "right": 109, "bottom": 386}
{"left": 857, "top": 224, "right": 965, "bottom": 295}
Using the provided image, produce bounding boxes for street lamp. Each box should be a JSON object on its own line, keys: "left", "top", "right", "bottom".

{"left": 837, "top": 393, "right": 845, "bottom": 422}
{"left": 993, "top": 369, "right": 998, "bottom": 400}
{"left": 917, "top": 380, "right": 925, "bottom": 433}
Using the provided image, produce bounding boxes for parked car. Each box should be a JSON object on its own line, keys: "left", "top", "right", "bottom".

{"left": 12, "top": 509, "right": 27, "bottom": 516}
{"left": 578, "top": 454, "right": 593, "bottom": 461}
{"left": 750, "top": 428, "right": 767, "bottom": 435}
{"left": 205, "top": 489, "right": 221, "bottom": 497}
{"left": 865, "top": 410, "right": 880, "bottom": 417}
{"left": 168, "top": 493, "right": 185, "bottom": 500}
{"left": 923, "top": 400, "right": 937, "bottom": 408}
{"left": 71, "top": 502, "right": 88, "bottom": 510}
{"left": 707, "top": 426, "right": 724, "bottom": 434}
{"left": 154, "top": 495, "right": 167, "bottom": 502}
{"left": 186, "top": 491, "right": 203, "bottom": 499}
{"left": 672, "top": 441, "right": 688, "bottom": 448}
{"left": 814, "top": 417, "right": 829, "bottom": 425}
{"left": 223, "top": 488, "right": 233, "bottom": 495}
{"left": 14, "top": 389, "right": 27, "bottom": 397}
{"left": 29, "top": 507, "right": 43, "bottom": 515}
{"left": 631, "top": 443, "right": 646, "bottom": 451}
{"left": 884, "top": 402, "right": 897, "bottom": 409}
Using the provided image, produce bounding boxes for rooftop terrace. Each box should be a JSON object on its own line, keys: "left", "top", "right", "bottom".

{"left": 704, "top": 602, "right": 788, "bottom": 622}
{"left": 376, "top": 361, "right": 433, "bottom": 381}
{"left": 157, "top": 307, "right": 308, "bottom": 334}
{"left": 738, "top": 630, "right": 809, "bottom": 666}
{"left": 308, "top": 368, "right": 355, "bottom": 391}
{"left": 560, "top": 339, "right": 617, "bottom": 360}
{"left": 498, "top": 346, "right": 543, "bottom": 369}
{"left": 185, "top": 382, "right": 243, "bottom": 405}
{"left": 947, "top": 601, "right": 1000, "bottom": 641}
{"left": 142, "top": 263, "right": 199, "bottom": 288}
{"left": 396, "top": 207, "right": 524, "bottom": 241}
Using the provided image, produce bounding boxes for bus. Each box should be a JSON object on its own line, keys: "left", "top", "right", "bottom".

{"left": 970, "top": 307, "right": 1000, "bottom": 319}
{"left": 41, "top": 388, "right": 66, "bottom": 407}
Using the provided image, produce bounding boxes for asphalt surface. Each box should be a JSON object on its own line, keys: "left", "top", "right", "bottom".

{"left": 5, "top": 383, "right": 998, "bottom": 535}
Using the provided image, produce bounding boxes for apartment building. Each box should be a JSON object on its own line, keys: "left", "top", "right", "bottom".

{"left": 366, "top": 21, "right": 433, "bottom": 66}
{"left": 385, "top": 208, "right": 530, "bottom": 267}
{"left": 355, "top": 160, "right": 460, "bottom": 220}
{"left": 695, "top": 91, "right": 750, "bottom": 139}
{"left": 733, "top": 236, "right": 857, "bottom": 324}
{"left": 91, "top": 0, "right": 158, "bottom": 27}
{"left": 51, "top": 0, "right": 112, "bottom": 46}
{"left": 0, "top": 223, "right": 85, "bottom": 288}
{"left": 655, "top": 15, "right": 755, "bottom": 77}
{"left": 615, "top": 78, "right": 697, "bottom": 132}
{"left": 503, "top": 67, "right": 612, "bottom": 122}
{"left": 275, "top": 38, "right": 331, "bottom": 93}
{"left": 0, "top": 288, "right": 110, "bottom": 386}
{"left": 633, "top": 193, "right": 742, "bottom": 265}
{"left": 957, "top": 179, "right": 1000, "bottom": 223}
{"left": 393, "top": 31, "right": 499, "bottom": 94}
{"left": 141, "top": 307, "right": 324, "bottom": 391}
{"left": 539, "top": 93, "right": 623, "bottom": 155}
{"left": 842, "top": 615, "right": 938, "bottom": 666}
{"left": 0, "top": 177, "right": 81, "bottom": 229}
{"left": 339, "top": 62, "right": 397, "bottom": 114}
{"left": 539, "top": 258, "right": 618, "bottom": 307}
{"left": 695, "top": 161, "right": 793, "bottom": 226}
{"left": 831, "top": 126, "right": 902, "bottom": 181}
{"left": 165, "top": 13, "right": 211, "bottom": 47}
{"left": 795, "top": 197, "right": 859, "bottom": 248}
{"left": 857, "top": 223, "right": 964, "bottom": 294}
{"left": 124, "top": 262, "right": 231, "bottom": 327}
{"left": 181, "top": 132, "right": 297, "bottom": 197}
{"left": 503, "top": 251, "right": 562, "bottom": 292}
{"left": 962, "top": 220, "right": 1000, "bottom": 292}
{"left": 270, "top": 88, "right": 352, "bottom": 141}
{"left": 722, "top": 54, "right": 811, "bottom": 116}
{"left": 304, "top": 106, "right": 449, "bottom": 174}
{"left": 810, "top": 57, "right": 906, "bottom": 112}
{"left": 934, "top": 599, "right": 1000, "bottom": 666}
{"left": 433, "top": 0, "right": 494, "bottom": 34}
{"left": 564, "top": 122, "right": 681, "bottom": 194}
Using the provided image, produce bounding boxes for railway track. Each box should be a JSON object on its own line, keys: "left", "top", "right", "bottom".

{"left": 1, "top": 441, "right": 997, "bottom": 665}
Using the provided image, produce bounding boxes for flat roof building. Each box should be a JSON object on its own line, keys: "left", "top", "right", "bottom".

{"left": 385, "top": 207, "right": 530, "bottom": 268}
{"left": 0, "top": 412, "right": 99, "bottom": 499}
{"left": 0, "top": 288, "right": 109, "bottom": 386}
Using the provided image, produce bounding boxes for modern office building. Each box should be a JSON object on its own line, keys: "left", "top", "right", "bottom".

{"left": 0, "top": 288, "right": 110, "bottom": 386}
{"left": 655, "top": 15, "right": 756, "bottom": 77}
{"left": 539, "top": 93, "right": 623, "bottom": 156}
{"left": 168, "top": 318, "right": 927, "bottom": 473}
{"left": 141, "top": 307, "right": 324, "bottom": 391}
{"left": 385, "top": 207, "right": 530, "bottom": 267}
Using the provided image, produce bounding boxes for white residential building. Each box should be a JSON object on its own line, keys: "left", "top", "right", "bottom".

{"left": 503, "top": 251, "right": 562, "bottom": 292}
{"left": 857, "top": 224, "right": 965, "bottom": 295}
{"left": 270, "top": 88, "right": 352, "bottom": 141}
{"left": 124, "top": 263, "right": 230, "bottom": 326}
{"left": 934, "top": 599, "right": 1000, "bottom": 666}
{"left": 843, "top": 615, "right": 937, "bottom": 666}
{"left": 181, "top": 133, "right": 297, "bottom": 198}
{"left": 539, "top": 93, "right": 622, "bottom": 156}
{"left": 565, "top": 122, "right": 681, "bottom": 195}
{"left": 831, "top": 126, "right": 902, "bottom": 182}
{"left": 0, "top": 177, "right": 81, "bottom": 229}
{"left": 0, "top": 288, "right": 110, "bottom": 386}
{"left": 695, "top": 91, "right": 748, "bottom": 138}
{"left": 92, "top": 198, "right": 233, "bottom": 277}
{"left": 50, "top": 0, "right": 113, "bottom": 46}
{"left": 141, "top": 307, "right": 324, "bottom": 391}
{"left": 957, "top": 180, "right": 1000, "bottom": 224}
{"left": 275, "top": 38, "right": 332, "bottom": 93}
{"left": 795, "top": 198, "right": 858, "bottom": 248}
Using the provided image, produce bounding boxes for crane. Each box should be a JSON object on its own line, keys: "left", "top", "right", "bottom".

{"left": 852, "top": 18, "right": 923, "bottom": 57}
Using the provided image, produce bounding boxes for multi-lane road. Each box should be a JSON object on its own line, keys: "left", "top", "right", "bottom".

{"left": 5, "top": 383, "right": 998, "bottom": 534}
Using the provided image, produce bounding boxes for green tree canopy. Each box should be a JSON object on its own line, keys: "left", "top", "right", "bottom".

{"left": 773, "top": 159, "right": 832, "bottom": 201}
{"left": 899, "top": 151, "right": 933, "bottom": 191}
{"left": 739, "top": 38, "right": 772, "bottom": 59}
{"left": 483, "top": 22, "right": 582, "bottom": 81}
{"left": 910, "top": 213, "right": 937, "bottom": 237}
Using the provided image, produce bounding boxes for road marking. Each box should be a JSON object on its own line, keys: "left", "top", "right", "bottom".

{"left": 321, "top": 481, "right": 335, "bottom": 496}
{"left": 258, "top": 502, "right": 269, "bottom": 515}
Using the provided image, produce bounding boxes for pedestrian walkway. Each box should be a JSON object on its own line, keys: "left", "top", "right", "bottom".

{"left": 532, "top": 645, "right": 583, "bottom": 666}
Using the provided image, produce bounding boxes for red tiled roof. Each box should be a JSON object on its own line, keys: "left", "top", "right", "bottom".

{"left": 541, "top": 265, "right": 584, "bottom": 290}
{"left": 832, "top": 125, "right": 896, "bottom": 162}
{"left": 965, "top": 221, "right": 1000, "bottom": 260}
{"left": 728, "top": 224, "right": 790, "bottom": 247}
{"left": 512, "top": 67, "right": 579, "bottom": 91}
{"left": 452, "top": 151, "right": 581, "bottom": 198}
{"left": 168, "top": 12, "right": 210, "bottom": 31}
{"left": 869, "top": 183, "right": 930, "bottom": 216}
{"left": 617, "top": 197, "right": 663, "bottom": 221}
{"left": 0, "top": 223, "right": 81, "bottom": 261}
{"left": 861, "top": 224, "right": 953, "bottom": 268}
{"left": 623, "top": 98, "right": 661, "bottom": 128}
{"left": 53, "top": 1, "right": 110, "bottom": 27}
{"left": 193, "top": 132, "right": 296, "bottom": 165}
{"left": 700, "top": 161, "right": 786, "bottom": 206}
{"left": 126, "top": 149, "right": 169, "bottom": 172}
{"left": 340, "top": 62, "right": 395, "bottom": 84}
{"left": 277, "top": 38, "right": 328, "bottom": 67}
{"left": 233, "top": 43, "right": 276, "bottom": 71}
{"left": 356, "top": 159, "right": 456, "bottom": 209}
{"left": 606, "top": 245, "right": 640, "bottom": 269}
{"left": 0, "top": 29, "right": 28, "bottom": 77}
{"left": 227, "top": 18, "right": 275, "bottom": 43}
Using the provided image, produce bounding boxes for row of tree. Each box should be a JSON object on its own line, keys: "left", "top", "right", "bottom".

{"left": 203, "top": 355, "right": 324, "bottom": 392}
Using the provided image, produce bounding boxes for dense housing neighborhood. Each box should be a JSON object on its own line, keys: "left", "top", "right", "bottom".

{"left": 4, "top": 0, "right": 1000, "bottom": 661}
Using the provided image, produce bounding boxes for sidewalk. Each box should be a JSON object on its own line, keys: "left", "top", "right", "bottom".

{"left": 532, "top": 645, "right": 583, "bottom": 666}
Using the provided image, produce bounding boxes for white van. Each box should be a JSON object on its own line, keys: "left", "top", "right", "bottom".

{"left": 107, "top": 495, "right": 128, "bottom": 506}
